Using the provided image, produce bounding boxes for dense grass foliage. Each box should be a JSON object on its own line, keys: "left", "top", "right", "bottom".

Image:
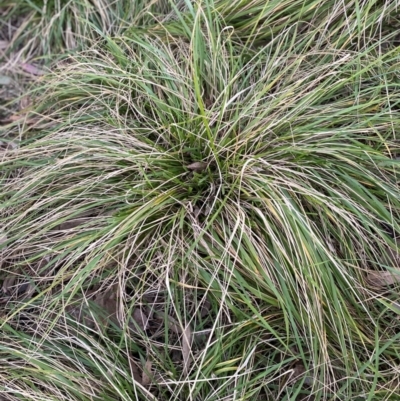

{"left": 1, "top": 1, "right": 400, "bottom": 400}
{"left": 1, "top": 0, "right": 173, "bottom": 55}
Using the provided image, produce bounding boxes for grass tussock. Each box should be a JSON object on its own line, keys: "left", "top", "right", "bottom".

{"left": 1, "top": 1, "right": 400, "bottom": 401}
{"left": 0, "top": 0, "right": 176, "bottom": 56}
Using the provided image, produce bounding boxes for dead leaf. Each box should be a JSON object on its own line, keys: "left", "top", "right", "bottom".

{"left": 288, "top": 362, "right": 314, "bottom": 386}
{"left": 154, "top": 312, "right": 193, "bottom": 374}
{"left": 65, "top": 296, "right": 97, "bottom": 330}
{"left": 142, "top": 294, "right": 155, "bottom": 320}
{"left": 0, "top": 229, "right": 7, "bottom": 247}
{"left": 0, "top": 230, "right": 6, "bottom": 270}
{"left": 57, "top": 218, "right": 88, "bottom": 230}
{"left": 36, "top": 256, "right": 51, "bottom": 275}
{"left": 93, "top": 285, "right": 119, "bottom": 327}
{"left": 65, "top": 22, "right": 76, "bottom": 49}
{"left": 142, "top": 359, "right": 152, "bottom": 386}
{"left": 2, "top": 275, "right": 16, "bottom": 295}
{"left": 164, "top": 315, "right": 181, "bottom": 334}
{"left": 291, "top": 362, "right": 306, "bottom": 381}
{"left": 186, "top": 162, "right": 208, "bottom": 171}
{"left": 297, "top": 395, "right": 315, "bottom": 401}
{"left": 128, "top": 354, "right": 142, "bottom": 383}
{"left": 66, "top": 285, "right": 153, "bottom": 333}
{"left": 21, "top": 63, "right": 45, "bottom": 76}
{"left": 0, "top": 76, "right": 11, "bottom": 85}
{"left": 387, "top": 252, "right": 400, "bottom": 266}
{"left": 1, "top": 115, "right": 21, "bottom": 123}
{"left": 0, "top": 40, "right": 9, "bottom": 50}
{"left": 200, "top": 299, "right": 211, "bottom": 318}
{"left": 64, "top": 285, "right": 120, "bottom": 331}
{"left": 19, "top": 95, "right": 31, "bottom": 110}
{"left": 171, "top": 349, "right": 182, "bottom": 363}
{"left": 182, "top": 325, "right": 193, "bottom": 375}
{"left": 2, "top": 275, "right": 34, "bottom": 299}
{"left": 0, "top": 114, "right": 41, "bottom": 125}
{"left": 130, "top": 308, "right": 149, "bottom": 331}
{"left": 388, "top": 301, "right": 400, "bottom": 319}
{"left": 0, "top": 140, "right": 18, "bottom": 152}
{"left": 367, "top": 269, "right": 400, "bottom": 288}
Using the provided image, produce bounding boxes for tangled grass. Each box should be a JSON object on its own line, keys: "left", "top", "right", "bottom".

{"left": 1, "top": 1, "right": 400, "bottom": 400}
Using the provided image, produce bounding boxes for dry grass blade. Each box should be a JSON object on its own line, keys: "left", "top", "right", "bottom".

{"left": 1, "top": 1, "right": 400, "bottom": 400}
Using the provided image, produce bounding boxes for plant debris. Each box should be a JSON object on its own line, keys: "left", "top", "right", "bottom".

{"left": 182, "top": 324, "right": 193, "bottom": 375}
{"left": 367, "top": 269, "right": 400, "bottom": 288}
{"left": 186, "top": 161, "right": 208, "bottom": 171}
{"left": 142, "top": 359, "right": 153, "bottom": 386}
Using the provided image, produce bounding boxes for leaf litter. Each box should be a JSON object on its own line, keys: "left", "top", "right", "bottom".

{"left": 142, "top": 359, "right": 153, "bottom": 387}
{"left": 182, "top": 324, "right": 193, "bottom": 375}
{"left": 0, "top": 76, "right": 11, "bottom": 85}
{"left": 186, "top": 161, "right": 208, "bottom": 171}
{"left": 63, "top": 284, "right": 151, "bottom": 334}
{"left": 1, "top": 254, "right": 53, "bottom": 301}
{"left": 131, "top": 307, "right": 149, "bottom": 331}
{"left": 156, "top": 312, "right": 193, "bottom": 375}
{"left": 20, "top": 63, "right": 46, "bottom": 76}
{"left": 367, "top": 269, "right": 400, "bottom": 288}
{"left": 0, "top": 140, "right": 18, "bottom": 153}
{"left": 0, "top": 229, "right": 6, "bottom": 247}
{"left": 1, "top": 256, "right": 202, "bottom": 385}
{"left": 0, "top": 40, "right": 9, "bottom": 50}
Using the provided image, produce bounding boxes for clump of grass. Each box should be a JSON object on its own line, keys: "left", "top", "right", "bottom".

{"left": 1, "top": 1, "right": 400, "bottom": 401}
{"left": 139, "top": 0, "right": 400, "bottom": 51}
{"left": 0, "top": 0, "right": 175, "bottom": 57}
